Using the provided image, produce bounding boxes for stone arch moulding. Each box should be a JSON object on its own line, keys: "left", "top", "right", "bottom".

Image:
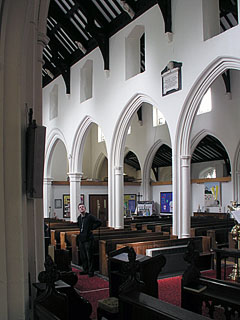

{"left": 44, "top": 128, "right": 69, "bottom": 178}
{"left": 175, "top": 56, "right": 240, "bottom": 238}
{"left": 142, "top": 139, "right": 171, "bottom": 201}
{"left": 109, "top": 93, "right": 159, "bottom": 228}
{"left": 70, "top": 116, "right": 95, "bottom": 174}
{"left": 233, "top": 139, "right": 240, "bottom": 203}
{"left": 93, "top": 152, "right": 107, "bottom": 180}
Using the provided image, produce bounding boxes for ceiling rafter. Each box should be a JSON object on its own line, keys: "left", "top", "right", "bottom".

{"left": 73, "top": 0, "right": 110, "bottom": 70}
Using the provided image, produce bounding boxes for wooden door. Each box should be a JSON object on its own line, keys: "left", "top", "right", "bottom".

{"left": 89, "top": 194, "right": 108, "bottom": 227}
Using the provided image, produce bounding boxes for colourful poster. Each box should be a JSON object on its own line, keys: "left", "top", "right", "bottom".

{"left": 204, "top": 182, "right": 221, "bottom": 207}
{"left": 160, "top": 192, "right": 173, "bottom": 213}
{"left": 124, "top": 194, "right": 136, "bottom": 214}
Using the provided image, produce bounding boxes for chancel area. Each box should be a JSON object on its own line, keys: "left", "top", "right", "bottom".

{"left": 2, "top": 0, "right": 240, "bottom": 319}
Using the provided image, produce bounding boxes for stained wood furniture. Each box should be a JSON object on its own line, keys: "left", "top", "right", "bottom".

{"left": 181, "top": 240, "right": 240, "bottom": 319}
{"left": 33, "top": 255, "right": 92, "bottom": 320}
{"left": 214, "top": 247, "right": 240, "bottom": 280}
{"left": 99, "top": 233, "right": 174, "bottom": 276}
{"left": 119, "top": 290, "right": 209, "bottom": 320}
{"left": 108, "top": 246, "right": 166, "bottom": 298}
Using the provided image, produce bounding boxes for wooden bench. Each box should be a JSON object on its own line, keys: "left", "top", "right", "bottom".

{"left": 99, "top": 233, "right": 175, "bottom": 276}
{"left": 119, "top": 290, "right": 209, "bottom": 320}
{"left": 33, "top": 255, "right": 92, "bottom": 320}
{"left": 207, "top": 227, "right": 233, "bottom": 249}
{"left": 71, "top": 229, "right": 149, "bottom": 269}
{"left": 181, "top": 240, "right": 240, "bottom": 319}
{"left": 116, "top": 236, "right": 213, "bottom": 276}
{"left": 51, "top": 226, "right": 117, "bottom": 249}
{"left": 98, "top": 245, "right": 208, "bottom": 320}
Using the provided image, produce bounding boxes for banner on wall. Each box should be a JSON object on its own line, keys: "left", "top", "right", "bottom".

{"left": 204, "top": 182, "right": 221, "bottom": 207}
{"left": 160, "top": 192, "right": 173, "bottom": 213}
{"left": 124, "top": 194, "right": 137, "bottom": 216}
{"left": 137, "top": 201, "right": 154, "bottom": 216}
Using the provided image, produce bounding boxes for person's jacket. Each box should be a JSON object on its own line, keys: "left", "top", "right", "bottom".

{"left": 77, "top": 212, "right": 102, "bottom": 242}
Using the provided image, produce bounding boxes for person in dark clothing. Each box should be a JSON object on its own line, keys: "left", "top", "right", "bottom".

{"left": 77, "top": 203, "right": 102, "bottom": 277}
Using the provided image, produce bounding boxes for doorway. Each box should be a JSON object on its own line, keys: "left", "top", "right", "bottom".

{"left": 89, "top": 194, "right": 108, "bottom": 227}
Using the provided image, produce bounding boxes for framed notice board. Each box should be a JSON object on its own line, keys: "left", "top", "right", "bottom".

{"left": 160, "top": 192, "right": 173, "bottom": 213}
{"left": 63, "top": 194, "right": 70, "bottom": 218}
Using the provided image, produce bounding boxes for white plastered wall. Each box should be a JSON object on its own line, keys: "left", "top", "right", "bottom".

{"left": 43, "top": 0, "right": 240, "bottom": 235}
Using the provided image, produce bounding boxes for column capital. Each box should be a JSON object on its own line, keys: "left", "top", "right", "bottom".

{"left": 181, "top": 155, "right": 191, "bottom": 168}
{"left": 43, "top": 177, "right": 54, "bottom": 184}
{"left": 114, "top": 166, "right": 123, "bottom": 175}
{"left": 37, "top": 32, "right": 50, "bottom": 48}
{"left": 68, "top": 172, "right": 83, "bottom": 182}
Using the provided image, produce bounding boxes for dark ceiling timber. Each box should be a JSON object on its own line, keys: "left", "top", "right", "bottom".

{"left": 124, "top": 135, "right": 231, "bottom": 180}
{"left": 42, "top": 0, "right": 173, "bottom": 92}
{"left": 42, "top": 0, "right": 238, "bottom": 93}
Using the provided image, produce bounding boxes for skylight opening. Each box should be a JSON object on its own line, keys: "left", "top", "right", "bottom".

{"left": 60, "top": 28, "right": 78, "bottom": 50}
{"left": 111, "top": 1, "right": 122, "bottom": 15}
{"left": 43, "top": 52, "right": 51, "bottom": 62}
{"left": 60, "top": 0, "right": 71, "bottom": 11}
{"left": 54, "top": 0, "right": 67, "bottom": 14}
{"left": 57, "top": 31, "right": 75, "bottom": 52}
{"left": 197, "top": 88, "right": 212, "bottom": 115}
{"left": 92, "top": 0, "right": 112, "bottom": 22}
{"left": 55, "top": 34, "right": 72, "bottom": 54}
{"left": 98, "top": 127, "right": 105, "bottom": 143}
{"left": 76, "top": 9, "right": 88, "bottom": 23}
{"left": 153, "top": 106, "right": 166, "bottom": 127}
{"left": 70, "top": 18, "right": 89, "bottom": 41}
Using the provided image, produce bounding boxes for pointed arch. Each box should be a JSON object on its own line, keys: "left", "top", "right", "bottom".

{"left": 233, "top": 140, "right": 240, "bottom": 202}
{"left": 93, "top": 152, "right": 107, "bottom": 180}
{"left": 175, "top": 56, "right": 240, "bottom": 237}
{"left": 70, "top": 115, "right": 95, "bottom": 173}
{"left": 142, "top": 139, "right": 170, "bottom": 200}
{"left": 44, "top": 128, "right": 68, "bottom": 177}
{"left": 109, "top": 93, "right": 159, "bottom": 227}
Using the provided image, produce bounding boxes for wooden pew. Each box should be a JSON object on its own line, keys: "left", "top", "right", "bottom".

{"left": 116, "top": 236, "right": 211, "bottom": 255}
{"left": 51, "top": 226, "right": 116, "bottom": 249}
{"left": 191, "top": 219, "right": 234, "bottom": 237}
{"left": 33, "top": 255, "right": 92, "bottom": 320}
{"left": 119, "top": 290, "right": 209, "bottom": 320}
{"left": 181, "top": 240, "right": 240, "bottom": 319}
{"left": 115, "top": 236, "right": 213, "bottom": 277}
{"left": 207, "top": 227, "right": 232, "bottom": 249}
{"left": 71, "top": 229, "right": 149, "bottom": 268}
{"left": 100, "top": 244, "right": 208, "bottom": 320}
{"left": 99, "top": 233, "right": 175, "bottom": 276}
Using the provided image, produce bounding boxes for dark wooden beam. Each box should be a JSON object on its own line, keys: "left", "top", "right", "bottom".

{"left": 156, "top": 0, "right": 172, "bottom": 33}
{"left": 74, "top": 0, "right": 110, "bottom": 70}
{"left": 48, "top": 1, "right": 88, "bottom": 49}
{"left": 222, "top": 70, "right": 231, "bottom": 94}
{"left": 47, "top": 35, "right": 71, "bottom": 94}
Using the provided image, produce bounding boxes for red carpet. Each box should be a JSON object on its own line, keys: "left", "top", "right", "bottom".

{"left": 72, "top": 268, "right": 109, "bottom": 319}
{"left": 72, "top": 266, "right": 235, "bottom": 320}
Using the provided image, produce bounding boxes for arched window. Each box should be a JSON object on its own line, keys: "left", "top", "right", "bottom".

{"left": 199, "top": 167, "right": 216, "bottom": 179}
{"left": 197, "top": 88, "right": 212, "bottom": 115}
{"left": 153, "top": 106, "right": 166, "bottom": 127}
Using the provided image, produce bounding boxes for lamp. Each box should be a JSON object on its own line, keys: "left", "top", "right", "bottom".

{"left": 45, "top": 68, "right": 54, "bottom": 79}
{"left": 120, "top": 1, "right": 135, "bottom": 19}
{"left": 75, "top": 41, "right": 87, "bottom": 54}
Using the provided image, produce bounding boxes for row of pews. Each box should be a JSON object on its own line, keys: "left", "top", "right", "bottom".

{"left": 45, "top": 214, "right": 236, "bottom": 276}
{"left": 40, "top": 213, "right": 240, "bottom": 320}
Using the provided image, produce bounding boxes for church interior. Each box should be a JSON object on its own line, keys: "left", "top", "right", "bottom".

{"left": 1, "top": 0, "right": 240, "bottom": 319}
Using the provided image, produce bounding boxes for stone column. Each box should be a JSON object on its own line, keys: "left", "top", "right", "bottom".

{"left": 235, "top": 171, "right": 240, "bottom": 204}
{"left": 115, "top": 166, "right": 124, "bottom": 229}
{"left": 43, "top": 177, "right": 53, "bottom": 218}
{"left": 68, "top": 172, "right": 83, "bottom": 222}
{"left": 181, "top": 155, "right": 191, "bottom": 238}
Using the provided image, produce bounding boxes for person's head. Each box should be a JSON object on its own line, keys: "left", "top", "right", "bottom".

{"left": 78, "top": 203, "right": 86, "bottom": 215}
